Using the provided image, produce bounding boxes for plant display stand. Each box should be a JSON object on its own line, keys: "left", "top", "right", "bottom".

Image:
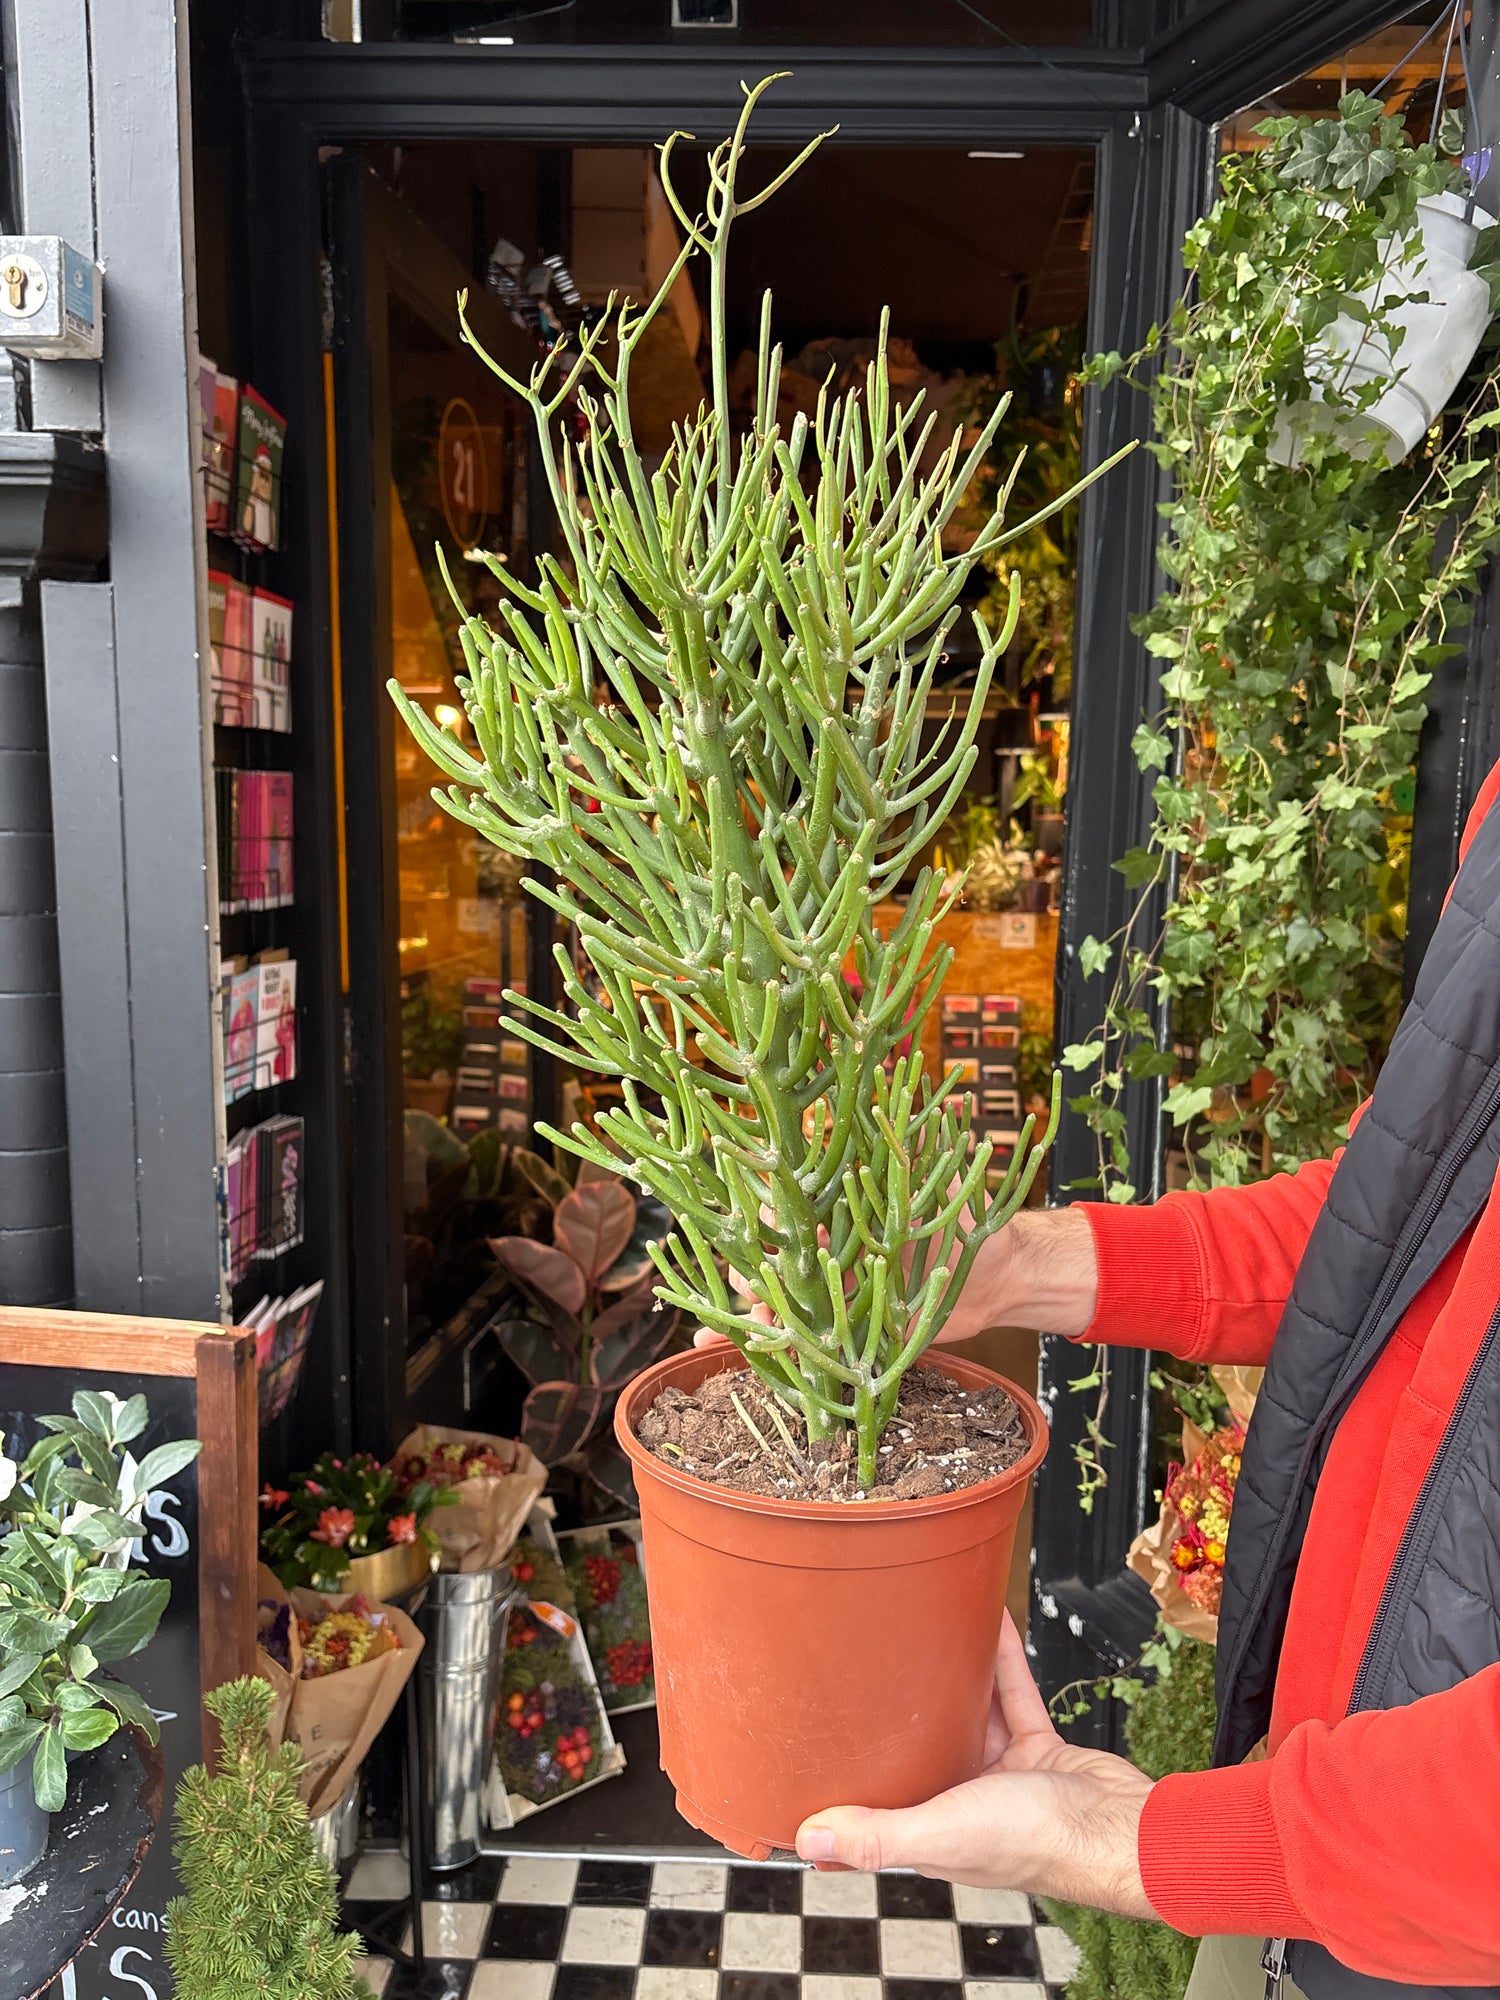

{"left": 0, "top": 1732, "right": 163, "bottom": 2000}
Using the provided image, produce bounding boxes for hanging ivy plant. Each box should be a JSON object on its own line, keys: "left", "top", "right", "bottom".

{"left": 1064, "top": 95, "right": 1500, "bottom": 1204}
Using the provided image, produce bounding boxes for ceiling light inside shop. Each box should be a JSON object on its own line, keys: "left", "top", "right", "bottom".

{"left": 968, "top": 150, "right": 1025, "bottom": 159}
{"left": 434, "top": 705, "right": 464, "bottom": 731}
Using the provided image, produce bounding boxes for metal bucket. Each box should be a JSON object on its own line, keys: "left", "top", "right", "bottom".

{"left": 308, "top": 1778, "right": 360, "bottom": 1878}
{"left": 416, "top": 1565, "right": 514, "bottom": 1871}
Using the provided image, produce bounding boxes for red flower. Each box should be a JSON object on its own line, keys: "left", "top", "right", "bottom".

{"left": 259, "top": 1486, "right": 289, "bottom": 1511}
{"left": 387, "top": 1513, "right": 418, "bottom": 1545}
{"left": 310, "top": 1507, "right": 356, "bottom": 1547}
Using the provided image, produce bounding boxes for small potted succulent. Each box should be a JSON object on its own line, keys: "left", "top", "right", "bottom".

{"left": 259, "top": 1453, "right": 447, "bottom": 1597}
{"left": 0, "top": 1391, "right": 200, "bottom": 1882}
{"left": 393, "top": 78, "right": 1100, "bottom": 1855}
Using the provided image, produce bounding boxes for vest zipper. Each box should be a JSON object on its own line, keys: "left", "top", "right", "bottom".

{"left": 1262, "top": 1935, "right": 1288, "bottom": 2000}
{"left": 1216, "top": 1062, "right": 1500, "bottom": 1758}
{"left": 1346, "top": 1297, "right": 1500, "bottom": 1715}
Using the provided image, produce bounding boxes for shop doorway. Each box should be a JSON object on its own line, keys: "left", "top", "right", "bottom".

{"left": 324, "top": 136, "right": 1092, "bottom": 1637}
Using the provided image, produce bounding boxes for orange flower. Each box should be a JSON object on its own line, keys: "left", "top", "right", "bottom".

{"left": 387, "top": 1513, "right": 418, "bottom": 1545}
{"left": 310, "top": 1506, "right": 356, "bottom": 1547}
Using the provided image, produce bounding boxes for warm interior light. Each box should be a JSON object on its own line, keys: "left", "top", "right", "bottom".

{"left": 968, "top": 149, "right": 1025, "bottom": 159}
{"left": 434, "top": 704, "right": 464, "bottom": 731}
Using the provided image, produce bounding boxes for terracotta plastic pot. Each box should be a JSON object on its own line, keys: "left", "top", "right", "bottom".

{"left": 615, "top": 1346, "right": 1047, "bottom": 1859}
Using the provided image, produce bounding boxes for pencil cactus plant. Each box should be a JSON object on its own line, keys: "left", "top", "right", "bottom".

{"left": 393, "top": 77, "right": 1101, "bottom": 1489}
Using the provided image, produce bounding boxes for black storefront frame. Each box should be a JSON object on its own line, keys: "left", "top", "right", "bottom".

{"left": 232, "top": 0, "right": 1450, "bottom": 1720}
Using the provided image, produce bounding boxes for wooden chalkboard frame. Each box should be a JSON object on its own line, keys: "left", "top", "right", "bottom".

{"left": 0, "top": 1309, "right": 259, "bottom": 1713}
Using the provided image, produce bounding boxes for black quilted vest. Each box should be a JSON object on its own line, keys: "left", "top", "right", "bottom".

{"left": 1213, "top": 792, "right": 1500, "bottom": 2000}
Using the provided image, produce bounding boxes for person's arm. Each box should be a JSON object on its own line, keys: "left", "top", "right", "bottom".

{"left": 1140, "top": 1666, "right": 1500, "bottom": 1984}
{"left": 946, "top": 1152, "right": 1341, "bottom": 1368}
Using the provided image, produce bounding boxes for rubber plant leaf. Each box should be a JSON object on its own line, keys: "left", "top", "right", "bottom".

{"left": 520, "top": 1382, "right": 610, "bottom": 1465}
{"left": 488, "top": 1237, "right": 587, "bottom": 1316}
{"left": 553, "top": 1180, "right": 636, "bottom": 1286}
{"left": 580, "top": 1434, "right": 638, "bottom": 1510}
{"left": 493, "top": 1316, "right": 578, "bottom": 1387}
{"left": 510, "top": 1148, "right": 573, "bottom": 1211}
{"left": 591, "top": 1302, "right": 685, "bottom": 1390}
{"left": 598, "top": 1191, "right": 674, "bottom": 1293}
{"left": 582, "top": 1276, "right": 665, "bottom": 1349}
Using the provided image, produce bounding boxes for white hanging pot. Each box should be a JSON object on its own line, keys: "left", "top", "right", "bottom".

{"left": 1271, "top": 191, "right": 1494, "bottom": 466}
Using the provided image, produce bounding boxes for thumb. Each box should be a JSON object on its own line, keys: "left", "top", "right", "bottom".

{"left": 795, "top": 1802, "right": 942, "bottom": 1873}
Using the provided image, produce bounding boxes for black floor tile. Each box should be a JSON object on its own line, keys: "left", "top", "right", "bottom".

{"left": 959, "top": 1923, "right": 1043, "bottom": 1980}
{"left": 380, "top": 1959, "right": 473, "bottom": 2000}
{"left": 575, "top": 1860, "right": 654, "bottom": 1907}
{"left": 720, "top": 1974, "right": 800, "bottom": 2000}
{"left": 801, "top": 1915, "right": 881, "bottom": 1976}
{"left": 883, "top": 1982, "right": 964, "bottom": 2000}
{"left": 424, "top": 1855, "right": 506, "bottom": 1903}
{"left": 642, "top": 1907, "right": 723, "bottom": 1967}
{"left": 877, "top": 1876, "right": 955, "bottom": 1921}
{"left": 726, "top": 1866, "right": 802, "bottom": 1914}
{"left": 341, "top": 1898, "right": 392, "bottom": 1941}
{"left": 553, "top": 1966, "right": 636, "bottom": 2000}
{"left": 483, "top": 1903, "right": 570, "bottom": 1960}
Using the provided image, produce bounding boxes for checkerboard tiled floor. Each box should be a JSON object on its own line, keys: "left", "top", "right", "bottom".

{"left": 342, "top": 1853, "right": 1080, "bottom": 2000}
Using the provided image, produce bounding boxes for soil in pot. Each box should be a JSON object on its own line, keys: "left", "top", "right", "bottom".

{"left": 636, "top": 1365, "right": 1028, "bottom": 1502}
{"left": 616, "top": 1347, "right": 1047, "bottom": 1861}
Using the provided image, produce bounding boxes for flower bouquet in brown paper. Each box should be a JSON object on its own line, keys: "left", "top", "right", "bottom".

{"left": 389, "top": 1425, "right": 548, "bottom": 1573}
{"left": 254, "top": 1563, "right": 424, "bottom": 1818}
{"left": 1127, "top": 1366, "right": 1259, "bottom": 1645}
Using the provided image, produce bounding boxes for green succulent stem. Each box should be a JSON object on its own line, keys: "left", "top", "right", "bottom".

{"left": 394, "top": 76, "right": 1101, "bottom": 1485}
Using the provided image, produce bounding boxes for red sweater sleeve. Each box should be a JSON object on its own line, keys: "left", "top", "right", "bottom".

{"left": 1139, "top": 1666, "right": 1500, "bottom": 1984}
{"left": 1079, "top": 1156, "right": 1338, "bottom": 1366}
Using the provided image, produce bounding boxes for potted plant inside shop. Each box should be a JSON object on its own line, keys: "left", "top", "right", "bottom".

{"left": 392, "top": 75, "right": 1112, "bottom": 1856}
{"left": 0, "top": 1392, "right": 200, "bottom": 1883}
{"left": 488, "top": 1157, "right": 683, "bottom": 1508}
{"left": 259, "top": 1453, "right": 447, "bottom": 1597}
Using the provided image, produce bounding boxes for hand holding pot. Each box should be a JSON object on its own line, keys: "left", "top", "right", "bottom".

{"left": 793, "top": 1615, "right": 1155, "bottom": 1921}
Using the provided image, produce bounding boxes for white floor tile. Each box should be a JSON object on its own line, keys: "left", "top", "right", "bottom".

{"left": 497, "top": 1856, "right": 581, "bottom": 1906}
{"left": 880, "top": 1918, "right": 964, "bottom": 1980}
{"left": 964, "top": 1984, "right": 1045, "bottom": 2000}
{"left": 801, "top": 1871, "right": 879, "bottom": 1918}
{"left": 636, "top": 1969, "right": 720, "bottom": 2000}
{"left": 721, "top": 1910, "right": 803, "bottom": 1973}
{"left": 801, "top": 1976, "right": 884, "bottom": 2000}
{"left": 469, "top": 1961, "right": 558, "bottom": 2000}
{"left": 561, "top": 1904, "right": 648, "bottom": 1965}
{"left": 417, "top": 1899, "right": 492, "bottom": 1958}
{"left": 1035, "top": 1924, "right": 1082, "bottom": 1984}
{"left": 651, "top": 1861, "right": 730, "bottom": 1910}
{"left": 351, "top": 1956, "right": 392, "bottom": 1997}
{"left": 951, "top": 1887, "right": 1033, "bottom": 1927}
{"left": 345, "top": 1850, "right": 410, "bottom": 1902}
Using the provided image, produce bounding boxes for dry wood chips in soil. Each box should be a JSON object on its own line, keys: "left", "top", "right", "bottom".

{"left": 635, "top": 1365, "right": 1028, "bottom": 1502}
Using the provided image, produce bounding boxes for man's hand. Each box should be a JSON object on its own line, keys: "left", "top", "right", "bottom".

{"left": 696, "top": 1206, "right": 1100, "bottom": 1350}
{"left": 793, "top": 1615, "right": 1156, "bottom": 1921}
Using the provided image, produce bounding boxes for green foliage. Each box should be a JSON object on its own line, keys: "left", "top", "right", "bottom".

{"left": 166, "top": 1677, "right": 374, "bottom": 2000}
{"left": 1066, "top": 95, "right": 1500, "bottom": 1201}
{"left": 0, "top": 1391, "right": 198, "bottom": 1810}
{"left": 963, "top": 323, "right": 1084, "bottom": 697}
{"left": 1043, "top": 1635, "right": 1217, "bottom": 2000}
{"left": 401, "top": 977, "right": 464, "bottom": 1079}
{"left": 393, "top": 77, "right": 1097, "bottom": 1485}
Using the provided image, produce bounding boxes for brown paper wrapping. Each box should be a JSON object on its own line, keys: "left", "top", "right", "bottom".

{"left": 254, "top": 1563, "right": 424, "bottom": 1819}
{"left": 390, "top": 1425, "right": 548, "bottom": 1573}
{"left": 1126, "top": 1404, "right": 1254, "bottom": 1650}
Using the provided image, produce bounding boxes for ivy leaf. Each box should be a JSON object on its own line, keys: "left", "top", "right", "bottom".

{"left": 1079, "top": 937, "right": 1112, "bottom": 977}
{"left": 1164, "top": 1083, "right": 1215, "bottom": 1126}
{"left": 1131, "top": 723, "right": 1172, "bottom": 773}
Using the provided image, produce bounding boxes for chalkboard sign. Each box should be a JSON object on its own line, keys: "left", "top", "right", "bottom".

{"left": 0, "top": 1309, "right": 258, "bottom": 2000}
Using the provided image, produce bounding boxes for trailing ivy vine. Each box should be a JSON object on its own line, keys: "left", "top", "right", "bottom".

{"left": 1055, "top": 96, "right": 1500, "bottom": 1511}
{"left": 1064, "top": 96, "right": 1500, "bottom": 1207}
